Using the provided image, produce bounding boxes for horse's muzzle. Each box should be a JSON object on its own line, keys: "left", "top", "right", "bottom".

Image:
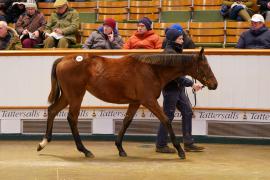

{"left": 208, "top": 83, "right": 218, "bottom": 90}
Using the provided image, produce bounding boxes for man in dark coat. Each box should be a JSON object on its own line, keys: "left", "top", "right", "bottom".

{"left": 155, "top": 28, "right": 204, "bottom": 153}
{"left": 237, "top": 14, "right": 270, "bottom": 48}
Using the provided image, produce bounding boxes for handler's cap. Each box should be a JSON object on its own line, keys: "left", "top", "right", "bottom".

{"left": 54, "top": 0, "right": 68, "bottom": 8}
{"left": 251, "top": 14, "right": 265, "bottom": 23}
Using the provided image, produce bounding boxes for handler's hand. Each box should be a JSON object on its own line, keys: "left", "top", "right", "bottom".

{"left": 192, "top": 83, "right": 203, "bottom": 92}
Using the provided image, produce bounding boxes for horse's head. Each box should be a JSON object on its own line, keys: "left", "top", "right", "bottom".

{"left": 193, "top": 48, "right": 218, "bottom": 90}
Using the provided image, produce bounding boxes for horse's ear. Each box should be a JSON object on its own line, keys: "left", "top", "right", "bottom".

{"left": 199, "top": 47, "right": 204, "bottom": 59}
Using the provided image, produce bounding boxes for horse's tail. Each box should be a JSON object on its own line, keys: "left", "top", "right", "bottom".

{"left": 48, "top": 57, "right": 62, "bottom": 104}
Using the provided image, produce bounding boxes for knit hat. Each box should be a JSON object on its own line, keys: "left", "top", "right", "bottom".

{"left": 103, "top": 18, "right": 116, "bottom": 29}
{"left": 54, "top": 0, "right": 68, "bottom": 8}
{"left": 24, "top": 0, "right": 37, "bottom": 9}
{"left": 166, "top": 29, "right": 183, "bottom": 42}
{"left": 138, "top": 17, "right": 152, "bottom": 30}
{"left": 170, "top": 24, "right": 183, "bottom": 33}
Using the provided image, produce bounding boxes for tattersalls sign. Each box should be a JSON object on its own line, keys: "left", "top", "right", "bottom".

{"left": 0, "top": 108, "right": 270, "bottom": 134}
{"left": 0, "top": 109, "right": 270, "bottom": 121}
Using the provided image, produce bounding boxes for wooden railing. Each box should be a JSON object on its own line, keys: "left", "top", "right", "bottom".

{"left": 1, "top": 49, "right": 270, "bottom": 56}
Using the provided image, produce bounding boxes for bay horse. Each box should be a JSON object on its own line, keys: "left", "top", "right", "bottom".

{"left": 37, "top": 48, "right": 217, "bottom": 159}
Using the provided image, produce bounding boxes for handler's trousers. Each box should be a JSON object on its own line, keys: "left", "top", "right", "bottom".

{"left": 156, "top": 88, "right": 194, "bottom": 147}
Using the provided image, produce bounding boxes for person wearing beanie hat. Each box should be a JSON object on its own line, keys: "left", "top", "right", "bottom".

{"left": 138, "top": 17, "right": 152, "bottom": 31}
{"left": 155, "top": 27, "right": 204, "bottom": 154}
{"left": 83, "top": 17, "right": 123, "bottom": 49}
{"left": 124, "top": 16, "right": 162, "bottom": 49}
{"left": 237, "top": 14, "right": 270, "bottom": 48}
{"left": 166, "top": 29, "right": 183, "bottom": 42}
{"left": 103, "top": 18, "right": 116, "bottom": 30}
{"left": 162, "top": 24, "right": 195, "bottom": 49}
{"left": 15, "top": 0, "right": 46, "bottom": 48}
{"left": 43, "top": 0, "right": 79, "bottom": 48}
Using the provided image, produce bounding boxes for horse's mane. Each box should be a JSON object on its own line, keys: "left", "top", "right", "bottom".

{"left": 129, "top": 53, "right": 195, "bottom": 66}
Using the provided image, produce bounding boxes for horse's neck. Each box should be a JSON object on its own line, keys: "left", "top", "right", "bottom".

{"left": 154, "top": 60, "right": 194, "bottom": 88}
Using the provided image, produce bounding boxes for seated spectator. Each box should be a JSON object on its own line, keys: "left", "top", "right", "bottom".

{"left": 123, "top": 17, "right": 162, "bottom": 49}
{"left": 43, "top": 0, "right": 79, "bottom": 48}
{"left": 222, "top": 0, "right": 254, "bottom": 21}
{"left": 257, "top": 0, "right": 270, "bottom": 21}
{"left": 83, "top": 18, "right": 123, "bottom": 49}
{"left": 15, "top": 0, "right": 46, "bottom": 48}
{"left": 5, "top": 0, "right": 26, "bottom": 23}
{"left": 0, "top": 21, "right": 22, "bottom": 50}
{"left": 237, "top": 14, "right": 270, "bottom": 48}
{"left": 162, "top": 24, "right": 195, "bottom": 49}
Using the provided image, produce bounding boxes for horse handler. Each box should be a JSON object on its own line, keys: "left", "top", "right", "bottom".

{"left": 156, "top": 28, "right": 205, "bottom": 153}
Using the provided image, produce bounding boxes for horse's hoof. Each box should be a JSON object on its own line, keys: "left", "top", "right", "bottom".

{"left": 119, "top": 151, "right": 127, "bottom": 157}
{"left": 37, "top": 144, "right": 43, "bottom": 151}
{"left": 179, "top": 152, "right": 186, "bottom": 159}
{"left": 85, "top": 152, "right": 95, "bottom": 158}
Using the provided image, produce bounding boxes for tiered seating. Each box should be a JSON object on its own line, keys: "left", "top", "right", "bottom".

{"left": 70, "top": 2, "right": 97, "bottom": 23}
{"left": 37, "top": 0, "right": 266, "bottom": 48}
{"left": 97, "top": 1, "right": 128, "bottom": 22}
{"left": 160, "top": 0, "right": 192, "bottom": 22}
{"left": 189, "top": 22, "right": 225, "bottom": 47}
{"left": 191, "top": 0, "right": 223, "bottom": 22}
{"left": 128, "top": 0, "right": 160, "bottom": 21}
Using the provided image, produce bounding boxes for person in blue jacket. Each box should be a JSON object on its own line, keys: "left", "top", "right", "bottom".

{"left": 156, "top": 28, "right": 205, "bottom": 153}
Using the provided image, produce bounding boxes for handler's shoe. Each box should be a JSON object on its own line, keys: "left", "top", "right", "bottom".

{"left": 156, "top": 146, "right": 176, "bottom": 153}
{"left": 184, "top": 144, "right": 205, "bottom": 152}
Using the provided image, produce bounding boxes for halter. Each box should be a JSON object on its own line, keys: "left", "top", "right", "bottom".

{"left": 191, "top": 57, "right": 206, "bottom": 107}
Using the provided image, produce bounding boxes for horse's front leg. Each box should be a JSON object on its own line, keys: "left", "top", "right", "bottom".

{"left": 67, "top": 104, "right": 94, "bottom": 158}
{"left": 115, "top": 103, "right": 140, "bottom": 157}
{"left": 143, "top": 100, "right": 185, "bottom": 159}
{"left": 37, "top": 95, "right": 68, "bottom": 151}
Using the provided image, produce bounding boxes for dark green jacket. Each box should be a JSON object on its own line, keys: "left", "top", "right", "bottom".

{"left": 45, "top": 8, "right": 79, "bottom": 43}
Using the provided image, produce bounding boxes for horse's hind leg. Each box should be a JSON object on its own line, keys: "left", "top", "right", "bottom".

{"left": 115, "top": 103, "right": 140, "bottom": 157}
{"left": 37, "top": 95, "right": 68, "bottom": 151}
{"left": 143, "top": 100, "right": 185, "bottom": 159}
{"left": 67, "top": 99, "right": 94, "bottom": 158}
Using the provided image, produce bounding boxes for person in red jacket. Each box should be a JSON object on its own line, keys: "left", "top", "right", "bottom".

{"left": 123, "top": 17, "right": 162, "bottom": 49}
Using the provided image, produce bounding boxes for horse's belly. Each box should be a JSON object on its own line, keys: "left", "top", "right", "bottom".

{"left": 86, "top": 86, "right": 137, "bottom": 104}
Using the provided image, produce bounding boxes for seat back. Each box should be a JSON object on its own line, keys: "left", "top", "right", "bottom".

{"left": 97, "top": 1, "right": 128, "bottom": 22}
{"left": 225, "top": 21, "right": 250, "bottom": 47}
{"left": 189, "top": 22, "right": 225, "bottom": 47}
{"left": 128, "top": 0, "right": 160, "bottom": 21}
